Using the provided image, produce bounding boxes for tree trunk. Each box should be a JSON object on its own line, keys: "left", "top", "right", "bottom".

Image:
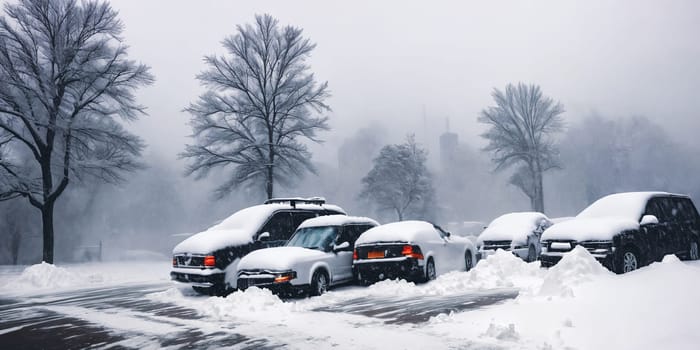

{"left": 10, "top": 229, "right": 20, "bottom": 265}
{"left": 41, "top": 202, "right": 55, "bottom": 264}
{"left": 534, "top": 159, "right": 545, "bottom": 213}
{"left": 266, "top": 165, "right": 274, "bottom": 199}
{"left": 395, "top": 208, "right": 403, "bottom": 221}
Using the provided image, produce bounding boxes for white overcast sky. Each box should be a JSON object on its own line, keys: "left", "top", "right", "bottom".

{"left": 22, "top": 0, "right": 700, "bottom": 164}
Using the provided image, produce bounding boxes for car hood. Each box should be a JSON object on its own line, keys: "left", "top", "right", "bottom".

{"left": 238, "top": 246, "right": 329, "bottom": 271}
{"left": 541, "top": 217, "right": 639, "bottom": 241}
{"left": 477, "top": 227, "right": 532, "bottom": 245}
{"left": 172, "top": 229, "right": 253, "bottom": 254}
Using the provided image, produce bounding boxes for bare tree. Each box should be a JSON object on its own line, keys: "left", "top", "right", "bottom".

{"left": 183, "top": 14, "right": 330, "bottom": 200}
{"left": 360, "top": 135, "right": 435, "bottom": 221}
{"left": 478, "top": 83, "right": 564, "bottom": 213}
{"left": 0, "top": 0, "right": 153, "bottom": 263}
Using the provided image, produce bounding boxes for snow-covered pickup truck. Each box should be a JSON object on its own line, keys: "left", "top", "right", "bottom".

{"left": 541, "top": 192, "right": 700, "bottom": 273}
{"left": 236, "top": 215, "right": 378, "bottom": 296}
{"left": 171, "top": 198, "right": 345, "bottom": 295}
{"left": 477, "top": 212, "right": 552, "bottom": 262}
{"left": 353, "top": 221, "right": 477, "bottom": 284}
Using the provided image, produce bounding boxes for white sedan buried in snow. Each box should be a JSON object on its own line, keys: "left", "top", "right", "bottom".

{"left": 477, "top": 212, "right": 553, "bottom": 262}
{"left": 353, "top": 221, "right": 477, "bottom": 284}
{"left": 236, "top": 216, "right": 378, "bottom": 296}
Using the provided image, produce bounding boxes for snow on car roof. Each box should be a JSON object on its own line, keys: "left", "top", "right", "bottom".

{"left": 298, "top": 215, "right": 379, "bottom": 229}
{"left": 477, "top": 212, "right": 548, "bottom": 244}
{"left": 355, "top": 220, "right": 439, "bottom": 245}
{"left": 576, "top": 191, "right": 671, "bottom": 220}
{"left": 173, "top": 203, "right": 346, "bottom": 254}
{"left": 487, "top": 212, "right": 548, "bottom": 228}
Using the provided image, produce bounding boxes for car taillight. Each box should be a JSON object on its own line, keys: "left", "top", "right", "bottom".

{"left": 401, "top": 245, "right": 424, "bottom": 259}
{"left": 353, "top": 249, "right": 358, "bottom": 260}
{"left": 204, "top": 255, "right": 216, "bottom": 267}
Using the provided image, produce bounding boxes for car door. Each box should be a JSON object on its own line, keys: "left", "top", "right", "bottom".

{"left": 667, "top": 197, "right": 693, "bottom": 255}
{"left": 432, "top": 227, "right": 458, "bottom": 274}
{"left": 329, "top": 225, "right": 358, "bottom": 283}
{"left": 641, "top": 198, "right": 671, "bottom": 261}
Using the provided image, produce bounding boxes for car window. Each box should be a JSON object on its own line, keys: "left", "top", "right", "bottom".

{"left": 337, "top": 224, "right": 374, "bottom": 246}
{"left": 287, "top": 226, "right": 338, "bottom": 252}
{"left": 644, "top": 198, "right": 668, "bottom": 223}
{"left": 683, "top": 198, "right": 700, "bottom": 221}
{"left": 291, "top": 211, "right": 318, "bottom": 230}
{"left": 259, "top": 211, "right": 295, "bottom": 241}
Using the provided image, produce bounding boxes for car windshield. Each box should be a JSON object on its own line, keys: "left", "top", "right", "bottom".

{"left": 287, "top": 226, "right": 338, "bottom": 251}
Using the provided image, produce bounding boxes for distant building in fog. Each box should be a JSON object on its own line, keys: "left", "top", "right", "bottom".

{"left": 439, "top": 119, "right": 458, "bottom": 172}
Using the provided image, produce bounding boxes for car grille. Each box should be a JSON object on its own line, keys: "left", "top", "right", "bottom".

{"left": 482, "top": 240, "right": 512, "bottom": 250}
{"left": 174, "top": 254, "right": 205, "bottom": 268}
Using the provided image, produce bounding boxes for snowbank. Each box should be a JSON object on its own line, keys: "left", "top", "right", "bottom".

{"left": 6, "top": 262, "right": 81, "bottom": 289}
{"left": 539, "top": 246, "right": 612, "bottom": 297}
{"left": 0, "top": 261, "right": 170, "bottom": 294}
{"left": 150, "top": 246, "right": 700, "bottom": 350}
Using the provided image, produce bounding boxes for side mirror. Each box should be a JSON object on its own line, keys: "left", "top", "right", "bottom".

{"left": 445, "top": 231, "right": 451, "bottom": 238}
{"left": 257, "top": 232, "right": 271, "bottom": 241}
{"left": 333, "top": 241, "right": 350, "bottom": 251}
{"left": 640, "top": 215, "right": 659, "bottom": 226}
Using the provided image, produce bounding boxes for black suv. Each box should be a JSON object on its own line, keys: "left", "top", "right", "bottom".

{"left": 171, "top": 198, "right": 345, "bottom": 295}
{"left": 540, "top": 192, "right": 700, "bottom": 273}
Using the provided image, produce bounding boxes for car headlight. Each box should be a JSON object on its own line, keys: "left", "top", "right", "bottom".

{"left": 579, "top": 240, "right": 614, "bottom": 254}
{"left": 273, "top": 271, "right": 297, "bottom": 283}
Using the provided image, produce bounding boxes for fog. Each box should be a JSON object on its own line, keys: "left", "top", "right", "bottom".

{"left": 1, "top": 0, "right": 700, "bottom": 263}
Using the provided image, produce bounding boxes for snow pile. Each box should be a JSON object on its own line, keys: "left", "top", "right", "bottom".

{"left": 7, "top": 262, "right": 80, "bottom": 289}
{"left": 481, "top": 323, "right": 520, "bottom": 341}
{"left": 539, "top": 246, "right": 611, "bottom": 297}
{"left": 202, "top": 287, "right": 290, "bottom": 319}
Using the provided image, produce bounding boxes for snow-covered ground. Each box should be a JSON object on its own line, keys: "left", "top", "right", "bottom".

{"left": 2, "top": 249, "right": 700, "bottom": 349}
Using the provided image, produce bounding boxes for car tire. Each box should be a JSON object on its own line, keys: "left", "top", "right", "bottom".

{"left": 527, "top": 245, "right": 537, "bottom": 263}
{"left": 689, "top": 240, "right": 699, "bottom": 261}
{"left": 310, "top": 270, "right": 329, "bottom": 296}
{"left": 615, "top": 246, "right": 640, "bottom": 274}
{"left": 424, "top": 258, "right": 436, "bottom": 282}
{"left": 465, "top": 251, "right": 473, "bottom": 271}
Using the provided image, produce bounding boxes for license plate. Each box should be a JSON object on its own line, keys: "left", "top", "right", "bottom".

{"left": 367, "top": 251, "right": 385, "bottom": 259}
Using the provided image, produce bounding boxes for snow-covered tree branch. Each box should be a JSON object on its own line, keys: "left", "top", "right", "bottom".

{"left": 0, "top": 0, "right": 153, "bottom": 263}
{"left": 478, "top": 83, "right": 564, "bottom": 212}
{"left": 182, "top": 14, "right": 330, "bottom": 200}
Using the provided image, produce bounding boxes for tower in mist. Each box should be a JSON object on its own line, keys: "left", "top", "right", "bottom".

{"left": 439, "top": 118, "right": 459, "bottom": 172}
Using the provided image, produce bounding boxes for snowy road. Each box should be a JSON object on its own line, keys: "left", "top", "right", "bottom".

{"left": 0, "top": 280, "right": 518, "bottom": 349}
{"left": 3, "top": 251, "right": 700, "bottom": 349}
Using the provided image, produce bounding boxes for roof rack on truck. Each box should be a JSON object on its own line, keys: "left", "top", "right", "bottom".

{"left": 264, "top": 197, "right": 326, "bottom": 208}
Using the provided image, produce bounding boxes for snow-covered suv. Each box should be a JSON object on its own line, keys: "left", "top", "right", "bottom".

{"left": 237, "top": 216, "right": 378, "bottom": 296}
{"left": 540, "top": 192, "right": 700, "bottom": 273}
{"left": 171, "top": 198, "right": 345, "bottom": 295}
{"left": 477, "top": 212, "right": 552, "bottom": 262}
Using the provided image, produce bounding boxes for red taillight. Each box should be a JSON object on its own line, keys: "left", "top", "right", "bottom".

{"left": 204, "top": 255, "right": 216, "bottom": 267}
{"left": 401, "top": 245, "right": 424, "bottom": 260}
{"left": 353, "top": 249, "right": 358, "bottom": 260}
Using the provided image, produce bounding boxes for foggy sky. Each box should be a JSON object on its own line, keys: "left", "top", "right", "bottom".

{"left": 99, "top": 0, "right": 700, "bottom": 166}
